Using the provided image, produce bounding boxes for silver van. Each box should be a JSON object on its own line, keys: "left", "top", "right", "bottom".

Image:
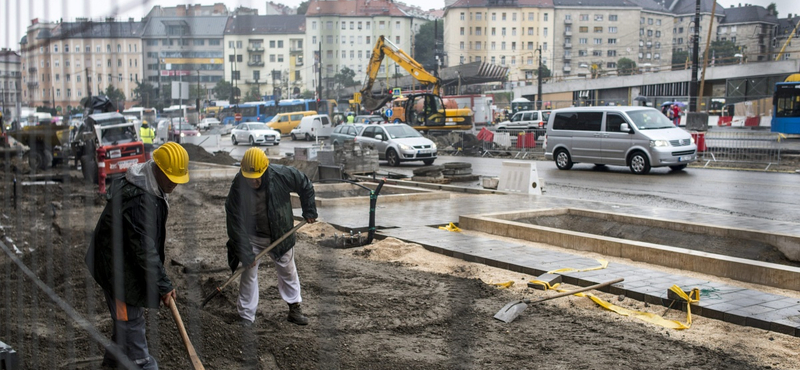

{"left": 544, "top": 107, "right": 697, "bottom": 174}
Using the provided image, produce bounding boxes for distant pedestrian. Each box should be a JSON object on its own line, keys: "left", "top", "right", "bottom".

{"left": 672, "top": 104, "right": 681, "bottom": 126}
{"left": 140, "top": 120, "right": 155, "bottom": 160}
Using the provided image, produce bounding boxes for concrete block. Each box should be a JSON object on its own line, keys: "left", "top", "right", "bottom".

{"left": 528, "top": 273, "right": 562, "bottom": 290}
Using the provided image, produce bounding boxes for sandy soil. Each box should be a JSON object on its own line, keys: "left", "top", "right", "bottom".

{"left": 0, "top": 174, "right": 799, "bottom": 369}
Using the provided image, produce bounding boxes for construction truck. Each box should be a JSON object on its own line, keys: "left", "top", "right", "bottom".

{"left": 72, "top": 96, "right": 147, "bottom": 193}
{"left": 360, "top": 36, "right": 473, "bottom": 131}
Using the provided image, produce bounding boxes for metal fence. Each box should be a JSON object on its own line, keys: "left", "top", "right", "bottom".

{"left": 698, "top": 131, "right": 784, "bottom": 170}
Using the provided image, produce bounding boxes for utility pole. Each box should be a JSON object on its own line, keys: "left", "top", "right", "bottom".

{"left": 85, "top": 67, "right": 91, "bottom": 99}
{"left": 317, "top": 41, "right": 322, "bottom": 100}
{"left": 196, "top": 69, "right": 201, "bottom": 113}
{"left": 690, "top": 0, "right": 700, "bottom": 112}
{"left": 536, "top": 46, "right": 543, "bottom": 110}
{"left": 698, "top": 0, "right": 717, "bottom": 113}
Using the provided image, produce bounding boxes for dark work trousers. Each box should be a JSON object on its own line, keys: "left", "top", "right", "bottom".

{"left": 102, "top": 290, "right": 159, "bottom": 370}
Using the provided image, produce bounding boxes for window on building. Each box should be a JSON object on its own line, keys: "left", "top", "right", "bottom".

{"left": 396, "top": 21, "right": 400, "bottom": 29}
{"left": 655, "top": 42, "right": 661, "bottom": 49}
{"left": 528, "top": 27, "right": 533, "bottom": 35}
{"left": 476, "top": 42, "right": 481, "bottom": 50}
{"left": 527, "top": 42, "right": 533, "bottom": 50}
{"left": 460, "top": 12, "right": 465, "bottom": 20}
{"left": 594, "top": 38, "right": 602, "bottom": 44}
{"left": 501, "top": 42, "right": 506, "bottom": 50}
{"left": 609, "top": 14, "right": 618, "bottom": 21}
{"left": 609, "top": 26, "right": 617, "bottom": 33}
{"left": 476, "top": 12, "right": 482, "bottom": 20}
{"left": 529, "top": 12, "right": 534, "bottom": 21}
{"left": 395, "top": 36, "right": 400, "bottom": 43}
{"left": 476, "top": 28, "right": 482, "bottom": 36}
{"left": 594, "top": 26, "right": 603, "bottom": 33}
{"left": 608, "top": 38, "right": 617, "bottom": 44}
{"left": 358, "top": 50, "right": 363, "bottom": 58}
{"left": 544, "top": 13, "right": 548, "bottom": 21}
{"left": 656, "top": 19, "right": 661, "bottom": 25}
{"left": 107, "top": 44, "right": 111, "bottom": 52}
{"left": 656, "top": 31, "right": 661, "bottom": 37}
{"left": 327, "top": 21, "right": 333, "bottom": 30}
{"left": 54, "top": 44, "right": 59, "bottom": 52}
{"left": 527, "top": 57, "right": 533, "bottom": 65}
{"left": 366, "top": 21, "right": 371, "bottom": 29}
{"left": 579, "top": 38, "right": 587, "bottom": 44}
{"left": 648, "top": 18, "right": 653, "bottom": 25}
{"left": 491, "top": 42, "right": 496, "bottom": 50}
{"left": 580, "top": 14, "right": 589, "bottom": 21}
{"left": 342, "top": 50, "right": 346, "bottom": 59}
{"left": 543, "top": 42, "right": 547, "bottom": 51}
{"left": 326, "top": 35, "right": 333, "bottom": 44}
{"left": 654, "top": 53, "right": 660, "bottom": 59}
{"left": 543, "top": 27, "right": 547, "bottom": 36}
{"left": 475, "top": 56, "right": 481, "bottom": 62}
{"left": 492, "top": 13, "right": 496, "bottom": 21}
{"left": 491, "top": 56, "right": 496, "bottom": 64}
{"left": 55, "top": 74, "right": 60, "bottom": 81}
{"left": 379, "top": 21, "right": 385, "bottom": 29}
{"left": 237, "top": 55, "right": 242, "bottom": 62}
{"left": 278, "top": 40, "right": 284, "bottom": 48}
{"left": 513, "top": 13, "right": 517, "bottom": 21}
{"left": 501, "top": 28, "right": 506, "bottom": 36}
{"left": 607, "top": 50, "right": 616, "bottom": 57}
{"left": 647, "top": 29, "right": 653, "bottom": 37}
{"left": 460, "top": 27, "right": 464, "bottom": 35}
{"left": 312, "top": 21, "right": 317, "bottom": 30}
{"left": 579, "top": 26, "right": 588, "bottom": 33}
{"left": 607, "top": 62, "right": 616, "bottom": 68}
{"left": 501, "top": 56, "right": 506, "bottom": 65}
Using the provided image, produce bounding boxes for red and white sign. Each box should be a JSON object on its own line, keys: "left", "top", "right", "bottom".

{"left": 160, "top": 70, "right": 191, "bottom": 77}
{"left": 234, "top": 113, "right": 243, "bottom": 121}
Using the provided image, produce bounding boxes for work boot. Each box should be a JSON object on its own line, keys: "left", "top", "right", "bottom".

{"left": 287, "top": 303, "right": 308, "bottom": 325}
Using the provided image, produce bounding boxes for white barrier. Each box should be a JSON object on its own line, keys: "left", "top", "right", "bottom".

{"left": 497, "top": 161, "right": 542, "bottom": 195}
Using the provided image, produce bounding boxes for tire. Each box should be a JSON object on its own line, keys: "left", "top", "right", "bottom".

{"left": 443, "top": 162, "right": 471, "bottom": 170}
{"left": 554, "top": 149, "right": 573, "bottom": 170}
{"left": 386, "top": 149, "right": 401, "bottom": 167}
{"left": 423, "top": 159, "right": 435, "bottom": 165}
{"left": 305, "top": 133, "right": 311, "bottom": 141}
{"left": 80, "top": 155, "right": 98, "bottom": 184}
{"left": 291, "top": 133, "right": 298, "bottom": 141}
{"left": 41, "top": 149, "right": 53, "bottom": 170}
{"left": 629, "top": 152, "right": 651, "bottom": 175}
{"left": 28, "top": 150, "right": 43, "bottom": 171}
{"left": 232, "top": 136, "right": 238, "bottom": 145}
{"left": 249, "top": 136, "right": 255, "bottom": 146}
{"left": 670, "top": 164, "right": 687, "bottom": 171}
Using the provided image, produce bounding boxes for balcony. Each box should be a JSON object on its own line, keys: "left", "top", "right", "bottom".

{"left": 564, "top": 42, "right": 572, "bottom": 49}
{"left": 290, "top": 47, "right": 303, "bottom": 54}
{"left": 247, "top": 61, "right": 265, "bottom": 67}
{"left": 27, "top": 81, "right": 39, "bottom": 88}
{"left": 564, "top": 18, "right": 572, "bottom": 25}
{"left": 247, "top": 45, "right": 265, "bottom": 53}
{"left": 564, "top": 30, "right": 572, "bottom": 37}
{"left": 563, "top": 65, "right": 571, "bottom": 72}
{"left": 563, "top": 54, "right": 572, "bottom": 61}
{"left": 295, "top": 60, "right": 304, "bottom": 67}
{"left": 28, "top": 67, "right": 37, "bottom": 73}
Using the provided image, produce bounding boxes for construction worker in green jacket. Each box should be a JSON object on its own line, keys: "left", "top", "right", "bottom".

{"left": 140, "top": 120, "right": 156, "bottom": 160}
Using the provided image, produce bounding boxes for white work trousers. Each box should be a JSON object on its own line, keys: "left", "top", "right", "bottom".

{"left": 237, "top": 235, "right": 302, "bottom": 323}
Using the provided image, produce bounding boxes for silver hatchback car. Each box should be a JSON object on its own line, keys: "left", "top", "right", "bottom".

{"left": 354, "top": 124, "right": 437, "bottom": 166}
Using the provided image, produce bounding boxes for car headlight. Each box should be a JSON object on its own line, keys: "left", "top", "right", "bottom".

{"left": 196, "top": 132, "right": 201, "bottom": 137}
{"left": 399, "top": 143, "right": 412, "bottom": 151}
{"left": 690, "top": 136, "right": 695, "bottom": 144}
{"left": 180, "top": 133, "right": 186, "bottom": 137}
{"left": 649, "top": 139, "right": 669, "bottom": 147}
{"left": 431, "top": 143, "right": 437, "bottom": 151}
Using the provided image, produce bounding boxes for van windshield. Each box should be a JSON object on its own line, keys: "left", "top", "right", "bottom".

{"left": 627, "top": 110, "right": 675, "bottom": 130}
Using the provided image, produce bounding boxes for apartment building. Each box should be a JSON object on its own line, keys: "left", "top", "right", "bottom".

{"left": 773, "top": 14, "right": 800, "bottom": 61}
{"left": 141, "top": 16, "right": 228, "bottom": 102}
{"left": 444, "top": 0, "right": 556, "bottom": 81}
{"left": 304, "top": 0, "right": 431, "bottom": 95}
{"left": 0, "top": 49, "right": 22, "bottom": 115}
{"left": 223, "top": 15, "right": 307, "bottom": 99}
{"left": 20, "top": 18, "right": 144, "bottom": 111}
{"left": 716, "top": 4, "right": 777, "bottom": 62}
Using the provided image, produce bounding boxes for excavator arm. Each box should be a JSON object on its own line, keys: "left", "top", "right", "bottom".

{"left": 360, "top": 36, "right": 440, "bottom": 111}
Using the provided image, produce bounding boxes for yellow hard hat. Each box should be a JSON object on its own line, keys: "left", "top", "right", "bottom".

{"left": 241, "top": 147, "right": 269, "bottom": 179}
{"left": 152, "top": 142, "right": 190, "bottom": 184}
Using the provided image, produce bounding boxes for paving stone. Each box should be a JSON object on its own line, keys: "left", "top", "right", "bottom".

{"left": 759, "top": 297, "right": 800, "bottom": 310}
{"left": 699, "top": 302, "right": 742, "bottom": 321}
{"left": 722, "top": 309, "right": 749, "bottom": 326}
{"left": 528, "top": 273, "right": 562, "bottom": 290}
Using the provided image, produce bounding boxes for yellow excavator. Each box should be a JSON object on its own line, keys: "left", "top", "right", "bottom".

{"left": 360, "top": 36, "right": 472, "bottom": 130}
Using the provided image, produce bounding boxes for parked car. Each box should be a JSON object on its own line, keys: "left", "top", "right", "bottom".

{"left": 231, "top": 122, "right": 281, "bottom": 146}
{"left": 330, "top": 123, "right": 366, "bottom": 149}
{"left": 354, "top": 115, "right": 383, "bottom": 124}
{"left": 211, "top": 123, "right": 234, "bottom": 135}
{"left": 268, "top": 111, "right": 316, "bottom": 134}
{"left": 167, "top": 118, "right": 201, "bottom": 142}
{"left": 197, "top": 117, "right": 221, "bottom": 131}
{"left": 544, "top": 106, "right": 697, "bottom": 174}
{"left": 354, "top": 123, "right": 436, "bottom": 166}
{"left": 290, "top": 114, "right": 333, "bottom": 141}
{"left": 496, "top": 110, "right": 551, "bottom": 138}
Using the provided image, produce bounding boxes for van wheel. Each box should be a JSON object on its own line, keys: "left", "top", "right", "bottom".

{"left": 80, "top": 155, "right": 98, "bottom": 184}
{"left": 670, "top": 164, "right": 687, "bottom": 171}
{"left": 232, "top": 136, "right": 238, "bottom": 145}
{"left": 554, "top": 149, "right": 573, "bottom": 170}
{"left": 629, "top": 152, "right": 651, "bottom": 174}
{"left": 386, "top": 149, "right": 400, "bottom": 167}
{"left": 291, "top": 133, "right": 298, "bottom": 141}
{"left": 249, "top": 136, "right": 255, "bottom": 146}
{"left": 305, "top": 133, "right": 311, "bottom": 141}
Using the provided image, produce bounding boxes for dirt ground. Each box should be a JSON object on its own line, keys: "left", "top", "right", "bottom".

{"left": 1, "top": 174, "right": 799, "bottom": 369}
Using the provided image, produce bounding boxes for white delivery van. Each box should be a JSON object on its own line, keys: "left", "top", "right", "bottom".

{"left": 290, "top": 114, "right": 333, "bottom": 141}
{"left": 544, "top": 106, "right": 697, "bottom": 174}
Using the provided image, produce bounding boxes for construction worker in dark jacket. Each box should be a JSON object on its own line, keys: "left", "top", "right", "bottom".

{"left": 225, "top": 147, "right": 317, "bottom": 326}
{"left": 85, "top": 142, "right": 190, "bottom": 369}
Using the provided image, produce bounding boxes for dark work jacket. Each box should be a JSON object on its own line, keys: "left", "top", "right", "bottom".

{"left": 85, "top": 178, "right": 173, "bottom": 308}
{"left": 225, "top": 164, "right": 317, "bottom": 272}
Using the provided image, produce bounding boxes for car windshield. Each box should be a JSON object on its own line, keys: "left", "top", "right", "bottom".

{"left": 385, "top": 125, "right": 422, "bottom": 139}
{"left": 268, "top": 115, "right": 280, "bottom": 123}
{"left": 100, "top": 126, "right": 137, "bottom": 145}
{"left": 627, "top": 110, "right": 675, "bottom": 130}
{"left": 177, "top": 123, "right": 195, "bottom": 130}
{"left": 247, "top": 124, "right": 269, "bottom": 131}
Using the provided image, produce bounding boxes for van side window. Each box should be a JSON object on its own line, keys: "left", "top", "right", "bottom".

{"left": 530, "top": 112, "right": 539, "bottom": 120}
{"left": 321, "top": 116, "right": 330, "bottom": 125}
{"left": 552, "top": 112, "right": 603, "bottom": 131}
{"left": 511, "top": 113, "right": 521, "bottom": 122}
{"left": 605, "top": 114, "right": 627, "bottom": 132}
{"left": 291, "top": 114, "right": 302, "bottom": 120}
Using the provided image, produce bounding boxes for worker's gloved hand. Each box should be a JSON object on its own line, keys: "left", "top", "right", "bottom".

{"left": 161, "top": 289, "right": 176, "bottom": 306}
{"left": 306, "top": 218, "right": 317, "bottom": 224}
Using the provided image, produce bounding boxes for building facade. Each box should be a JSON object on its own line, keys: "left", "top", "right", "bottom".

{"left": 716, "top": 4, "right": 777, "bottom": 63}
{"left": 773, "top": 14, "right": 800, "bottom": 61}
{"left": 141, "top": 16, "right": 228, "bottom": 105}
{"left": 304, "top": 0, "right": 431, "bottom": 97}
{"left": 444, "top": 0, "right": 556, "bottom": 82}
{"left": 20, "top": 18, "right": 144, "bottom": 112}
{"left": 0, "top": 49, "right": 22, "bottom": 118}
{"left": 223, "top": 15, "right": 307, "bottom": 100}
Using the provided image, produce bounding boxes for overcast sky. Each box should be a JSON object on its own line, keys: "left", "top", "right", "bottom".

{"left": 4, "top": 0, "right": 800, "bottom": 51}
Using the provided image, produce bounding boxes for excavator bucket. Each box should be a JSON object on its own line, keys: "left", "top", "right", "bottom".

{"left": 361, "top": 94, "right": 394, "bottom": 112}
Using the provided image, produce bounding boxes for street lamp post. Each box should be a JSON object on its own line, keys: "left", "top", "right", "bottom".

{"left": 535, "top": 46, "right": 543, "bottom": 110}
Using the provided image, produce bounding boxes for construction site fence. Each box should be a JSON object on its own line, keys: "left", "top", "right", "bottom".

{"left": 698, "top": 130, "right": 784, "bottom": 169}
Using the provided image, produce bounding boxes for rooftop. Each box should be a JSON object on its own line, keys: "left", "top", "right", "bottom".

{"left": 224, "top": 15, "right": 306, "bottom": 35}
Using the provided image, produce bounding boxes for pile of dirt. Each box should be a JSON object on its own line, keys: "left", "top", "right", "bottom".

{"left": 181, "top": 143, "right": 237, "bottom": 165}
{"left": 1, "top": 176, "right": 799, "bottom": 369}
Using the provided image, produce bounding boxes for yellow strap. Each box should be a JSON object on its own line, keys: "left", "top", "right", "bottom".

{"left": 527, "top": 280, "right": 561, "bottom": 290}
{"left": 489, "top": 281, "right": 515, "bottom": 289}
{"left": 547, "top": 259, "right": 608, "bottom": 274}
{"left": 438, "top": 222, "right": 462, "bottom": 232}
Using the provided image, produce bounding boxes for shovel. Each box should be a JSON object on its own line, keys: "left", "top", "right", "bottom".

{"left": 168, "top": 296, "right": 205, "bottom": 370}
{"left": 494, "top": 278, "right": 624, "bottom": 323}
{"left": 201, "top": 221, "right": 306, "bottom": 308}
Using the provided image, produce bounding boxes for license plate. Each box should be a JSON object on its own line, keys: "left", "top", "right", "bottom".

{"left": 678, "top": 156, "right": 691, "bottom": 162}
{"left": 108, "top": 149, "right": 121, "bottom": 159}
{"left": 418, "top": 149, "right": 430, "bottom": 154}
{"left": 115, "top": 159, "right": 139, "bottom": 170}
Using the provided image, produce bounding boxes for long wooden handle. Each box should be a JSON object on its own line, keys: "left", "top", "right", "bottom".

{"left": 168, "top": 297, "right": 205, "bottom": 370}
{"left": 201, "top": 220, "right": 307, "bottom": 307}
{"left": 529, "top": 278, "right": 624, "bottom": 305}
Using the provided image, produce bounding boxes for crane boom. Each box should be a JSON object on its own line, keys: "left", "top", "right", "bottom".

{"left": 360, "top": 36, "right": 440, "bottom": 111}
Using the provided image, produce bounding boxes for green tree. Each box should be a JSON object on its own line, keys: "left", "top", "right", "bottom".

{"left": 212, "top": 80, "right": 233, "bottom": 102}
{"left": 708, "top": 40, "right": 741, "bottom": 66}
{"left": 133, "top": 81, "right": 156, "bottom": 107}
{"left": 617, "top": 57, "right": 637, "bottom": 76}
{"left": 534, "top": 64, "right": 551, "bottom": 80}
{"left": 333, "top": 67, "right": 358, "bottom": 90}
{"left": 299, "top": 90, "right": 315, "bottom": 99}
{"left": 767, "top": 2, "right": 778, "bottom": 17}
{"left": 414, "top": 20, "right": 443, "bottom": 72}
{"left": 296, "top": 1, "right": 309, "bottom": 15}
{"left": 672, "top": 50, "right": 689, "bottom": 70}
{"left": 160, "top": 84, "right": 172, "bottom": 105}
{"left": 190, "top": 84, "right": 206, "bottom": 100}
{"left": 104, "top": 85, "right": 126, "bottom": 108}
{"left": 243, "top": 87, "right": 261, "bottom": 102}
